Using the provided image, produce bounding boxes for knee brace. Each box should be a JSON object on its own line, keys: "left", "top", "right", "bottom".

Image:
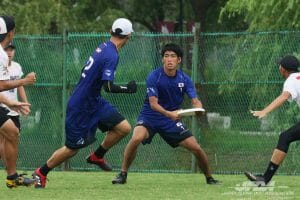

{"left": 276, "top": 131, "right": 292, "bottom": 153}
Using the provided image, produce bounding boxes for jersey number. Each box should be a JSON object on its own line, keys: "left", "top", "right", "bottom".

{"left": 81, "top": 56, "right": 94, "bottom": 78}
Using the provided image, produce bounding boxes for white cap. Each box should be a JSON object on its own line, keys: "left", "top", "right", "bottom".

{"left": 0, "top": 17, "right": 7, "bottom": 34}
{"left": 112, "top": 18, "right": 134, "bottom": 36}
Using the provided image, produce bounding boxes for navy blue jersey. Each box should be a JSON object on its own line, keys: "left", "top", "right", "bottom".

{"left": 140, "top": 67, "right": 197, "bottom": 119}
{"left": 68, "top": 41, "right": 118, "bottom": 111}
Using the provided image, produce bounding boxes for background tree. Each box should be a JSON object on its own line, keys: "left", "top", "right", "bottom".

{"left": 219, "top": 0, "right": 300, "bottom": 31}
{"left": 215, "top": 0, "right": 300, "bottom": 131}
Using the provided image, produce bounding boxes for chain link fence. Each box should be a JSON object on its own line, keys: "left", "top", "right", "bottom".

{"left": 2, "top": 31, "right": 300, "bottom": 174}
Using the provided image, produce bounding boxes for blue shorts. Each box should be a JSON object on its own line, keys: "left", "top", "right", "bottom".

{"left": 136, "top": 115, "right": 192, "bottom": 148}
{"left": 65, "top": 99, "right": 125, "bottom": 149}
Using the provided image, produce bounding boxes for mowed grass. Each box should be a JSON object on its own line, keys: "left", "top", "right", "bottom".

{"left": 0, "top": 170, "right": 299, "bottom": 200}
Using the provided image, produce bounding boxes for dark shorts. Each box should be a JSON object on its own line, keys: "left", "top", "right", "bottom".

{"left": 65, "top": 100, "right": 125, "bottom": 149}
{"left": 0, "top": 107, "right": 10, "bottom": 128}
{"left": 137, "top": 115, "right": 192, "bottom": 148}
{"left": 9, "top": 115, "right": 20, "bottom": 131}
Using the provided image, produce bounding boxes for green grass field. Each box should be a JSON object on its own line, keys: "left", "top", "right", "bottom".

{"left": 0, "top": 171, "right": 298, "bottom": 200}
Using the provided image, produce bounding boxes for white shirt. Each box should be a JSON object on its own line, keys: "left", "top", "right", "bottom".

{"left": 283, "top": 72, "right": 300, "bottom": 107}
{"left": 0, "top": 44, "right": 10, "bottom": 80}
{"left": 0, "top": 60, "right": 24, "bottom": 116}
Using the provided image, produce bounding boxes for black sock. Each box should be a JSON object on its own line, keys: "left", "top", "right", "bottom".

{"left": 121, "top": 171, "right": 127, "bottom": 176}
{"left": 263, "top": 161, "right": 279, "bottom": 183}
{"left": 206, "top": 176, "right": 213, "bottom": 181}
{"left": 39, "top": 164, "right": 52, "bottom": 176}
{"left": 94, "top": 145, "right": 107, "bottom": 158}
{"left": 7, "top": 173, "right": 18, "bottom": 180}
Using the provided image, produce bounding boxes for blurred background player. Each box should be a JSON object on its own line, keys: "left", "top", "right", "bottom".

{"left": 0, "top": 15, "right": 36, "bottom": 188}
{"left": 245, "top": 55, "right": 300, "bottom": 186}
{"left": 112, "top": 43, "right": 220, "bottom": 185}
{"left": 32, "top": 18, "right": 137, "bottom": 188}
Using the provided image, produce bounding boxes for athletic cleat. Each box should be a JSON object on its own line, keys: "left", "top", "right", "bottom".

{"left": 6, "top": 173, "right": 36, "bottom": 188}
{"left": 206, "top": 177, "right": 221, "bottom": 185}
{"left": 32, "top": 168, "right": 47, "bottom": 188}
{"left": 86, "top": 154, "right": 112, "bottom": 171}
{"left": 112, "top": 172, "right": 127, "bottom": 184}
{"left": 244, "top": 171, "right": 266, "bottom": 186}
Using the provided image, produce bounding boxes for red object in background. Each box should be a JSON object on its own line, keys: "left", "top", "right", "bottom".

{"left": 186, "top": 21, "right": 195, "bottom": 32}
{"left": 155, "top": 21, "right": 175, "bottom": 33}
{"left": 155, "top": 21, "right": 195, "bottom": 33}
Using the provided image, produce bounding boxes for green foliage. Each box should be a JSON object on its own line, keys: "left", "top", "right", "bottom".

{"left": 0, "top": 0, "right": 203, "bottom": 34}
{"left": 201, "top": 31, "right": 300, "bottom": 135}
{"left": 220, "top": 0, "right": 300, "bottom": 31}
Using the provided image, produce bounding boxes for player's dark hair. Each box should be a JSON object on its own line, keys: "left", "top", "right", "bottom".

{"left": 111, "top": 28, "right": 128, "bottom": 39}
{"left": 161, "top": 43, "right": 183, "bottom": 58}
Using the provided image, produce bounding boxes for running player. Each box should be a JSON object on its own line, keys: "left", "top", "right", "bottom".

{"left": 112, "top": 43, "right": 220, "bottom": 185}
{"left": 32, "top": 18, "right": 136, "bottom": 188}
{"left": 0, "top": 15, "right": 36, "bottom": 188}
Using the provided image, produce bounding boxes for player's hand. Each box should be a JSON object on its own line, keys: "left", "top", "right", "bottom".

{"left": 167, "top": 110, "right": 181, "bottom": 121}
{"left": 7, "top": 101, "right": 31, "bottom": 114}
{"left": 195, "top": 108, "right": 205, "bottom": 118}
{"left": 19, "top": 105, "right": 31, "bottom": 116}
{"left": 126, "top": 81, "right": 137, "bottom": 93}
{"left": 250, "top": 110, "right": 266, "bottom": 119}
{"left": 24, "top": 72, "right": 36, "bottom": 85}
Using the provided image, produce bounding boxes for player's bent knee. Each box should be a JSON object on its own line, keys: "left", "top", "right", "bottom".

{"left": 131, "top": 134, "right": 145, "bottom": 144}
{"left": 120, "top": 121, "right": 132, "bottom": 134}
{"left": 64, "top": 146, "right": 79, "bottom": 156}
{"left": 1, "top": 127, "right": 19, "bottom": 143}
{"left": 276, "top": 131, "right": 291, "bottom": 153}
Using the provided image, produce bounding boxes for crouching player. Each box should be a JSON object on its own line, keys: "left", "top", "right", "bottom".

{"left": 112, "top": 43, "right": 220, "bottom": 185}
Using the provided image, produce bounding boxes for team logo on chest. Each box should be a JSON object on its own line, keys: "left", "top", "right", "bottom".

{"left": 178, "top": 83, "right": 184, "bottom": 92}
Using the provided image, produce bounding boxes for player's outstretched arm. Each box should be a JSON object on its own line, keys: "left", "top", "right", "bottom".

{"left": 103, "top": 80, "right": 137, "bottom": 93}
{"left": 0, "top": 72, "right": 36, "bottom": 91}
{"left": 251, "top": 91, "right": 290, "bottom": 119}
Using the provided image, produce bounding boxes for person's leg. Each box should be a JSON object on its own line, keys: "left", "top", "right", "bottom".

{"left": 121, "top": 126, "right": 149, "bottom": 172}
{"left": 46, "top": 146, "right": 79, "bottom": 169}
{"left": 87, "top": 120, "right": 131, "bottom": 171}
{"left": 179, "top": 136, "right": 211, "bottom": 177}
{"left": 246, "top": 122, "right": 300, "bottom": 185}
{"left": 0, "top": 119, "right": 19, "bottom": 176}
{"left": 112, "top": 126, "right": 149, "bottom": 184}
{"left": 0, "top": 118, "right": 35, "bottom": 188}
{"left": 1, "top": 116, "right": 20, "bottom": 170}
{"left": 179, "top": 136, "right": 219, "bottom": 184}
{"left": 262, "top": 125, "right": 300, "bottom": 183}
{"left": 101, "top": 119, "right": 131, "bottom": 150}
{"left": 0, "top": 135, "right": 4, "bottom": 162}
{"left": 33, "top": 146, "right": 78, "bottom": 188}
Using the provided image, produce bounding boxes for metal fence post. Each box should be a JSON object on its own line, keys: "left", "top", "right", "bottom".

{"left": 62, "top": 29, "right": 70, "bottom": 170}
{"left": 191, "top": 22, "right": 201, "bottom": 173}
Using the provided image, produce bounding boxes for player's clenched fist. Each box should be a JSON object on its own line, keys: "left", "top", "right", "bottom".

{"left": 24, "top": 72, "right": 36, "bottom": 85}
{"left": 126, "top": 80, "right": 137, "bottom": 93}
